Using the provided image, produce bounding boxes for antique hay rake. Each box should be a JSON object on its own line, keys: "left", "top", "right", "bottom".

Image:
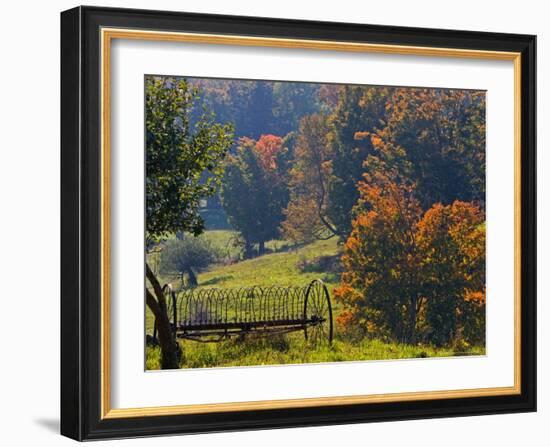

{"left": 153, "top": 279, "right": 333, "bottom": 345}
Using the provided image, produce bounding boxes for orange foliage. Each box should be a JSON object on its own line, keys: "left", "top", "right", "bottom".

{"left": 335, "top": 171, "right": 486, "bottom": 345}
{"left": 354, "top": 131, "right": 370, "bottom": 140}
{"left": 254, "top": 134, "right": 284, "bottom": 172}
{"left": 417, "top": 200, "right": 486, "bottom": 304}
{"left": 281, "top": 114, "right": 335, "bottom": 243}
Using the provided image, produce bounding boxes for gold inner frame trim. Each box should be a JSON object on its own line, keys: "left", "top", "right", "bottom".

{"left": 100, "top": 27, "right": 522, "bottom": 419}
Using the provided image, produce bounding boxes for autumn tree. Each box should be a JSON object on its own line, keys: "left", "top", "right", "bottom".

{"left": 371, "top": 88, "right": 486, "bottom": 209}
{"left": 221, "top": 135, "right": 289, "bottom": 257}
{"left": 335, "top": 169, "right": 486, "bottom": 347}
{"left": 325, "top": 86, "right": 393, "bottom": 238}
{"left": 145, "top": 76, "right": 233, "bottom": 368}
{"left": 334, "top": 171, "right": 423, "bottom": 343}
{"left": 416, "top": 201, "right": 486, "bottom": 346}
{"left": 281, "top": 114, "right": 337, "bottom": 243}
{"left": 318, "top": 84, "right": 341, "bottom": 109}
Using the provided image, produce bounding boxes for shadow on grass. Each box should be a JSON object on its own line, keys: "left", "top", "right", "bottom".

{"left": 321, "top": 272, "right": 341, "bottom": 283}
{"left": 200, "top": 275, "right": 234, "bottom": 286}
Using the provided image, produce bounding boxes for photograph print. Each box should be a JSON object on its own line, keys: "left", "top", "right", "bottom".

{"left": 144, "top": 75, "right": 486, "bottom": 370}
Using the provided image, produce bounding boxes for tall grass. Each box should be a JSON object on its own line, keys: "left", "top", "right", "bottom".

{"left": 146, "top": 332, "right": 485, "bottom": 370}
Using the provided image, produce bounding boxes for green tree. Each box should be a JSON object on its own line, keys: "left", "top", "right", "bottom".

{"left": 272, "top": 82, "right": 324, "bottom": 135}
{"left": 145, "top": 76, "right": 233, "bottom": 368}
{"left": 370, "top": 88, "right": 486, "bottom": 209}
{"left": 221, "top": 135, "right": 289, "bottom": 257}
{"left": 159, "top": 236, "right": 218, "bottom": 287}
{"left": 189, "top": 79, "right": 325, "bottom": 139}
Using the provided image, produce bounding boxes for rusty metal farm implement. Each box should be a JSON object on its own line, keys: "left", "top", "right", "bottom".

{"left": 153, "top": 279, "right": 333, "bottom": 345}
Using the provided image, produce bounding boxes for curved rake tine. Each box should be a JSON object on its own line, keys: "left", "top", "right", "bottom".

{"left": 168, "top": 279, "right": 332, "bottom": 345}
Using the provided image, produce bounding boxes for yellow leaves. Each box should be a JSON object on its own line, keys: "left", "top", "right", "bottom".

{"left": 338, "top": 174, "right": 486, "bottom": 341}
{"left": 354, "top": 131, "right": 370, "bottom": 140}
{"left": 416, "top": 200, "right": 486, "bottom": 315}
{"left": 280, "top": 196, "right": 324, "bottom": 244}
{"left": 336, "top": 310, "right": 355, "bottom": 328}
{"left": 370, "top": 134, "right": 384, "bottom": 148}
{"left": 333, "top": 284, "right": 356, "bottom": 302}
{"left": 464, "top": 289, "right": 486, "bottom": 305}
{"left": 366, "top": 321, "right": 378, "bottom": 334}
{"left": 353, "top": 130, "right": 387, "bottom": 154}
{"left": 344, "top": 235, "right": 360, "bottom": 251}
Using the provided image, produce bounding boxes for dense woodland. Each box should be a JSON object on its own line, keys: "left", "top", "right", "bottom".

{"left": 145, "top": 75, "right": 486, "bottom": 368}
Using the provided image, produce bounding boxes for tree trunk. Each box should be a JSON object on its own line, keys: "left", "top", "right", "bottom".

{"left": 186, "top": 266, "right": 198, "bottom": 287}
{"left": 146, "top": 263, "right": 180, "bottom": 369}
{"left": 258, "top": 240, "right": 265, "bottom": 255}
{"left": 244, "top": 239, "right": 253, "bottom": 259}
{"left": 408, "top": 296, "right": 417, "bottom": 345}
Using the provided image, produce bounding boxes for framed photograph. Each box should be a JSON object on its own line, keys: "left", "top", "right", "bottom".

{"left": 60, "top": 6, "right": 536, "bottom": 441}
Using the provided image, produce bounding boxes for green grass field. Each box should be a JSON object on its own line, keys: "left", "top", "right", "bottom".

{"left": 146, "top": 231, "right": 485, "bottom": 369}
{"left": 146, "top": 334, "right": 485, "bottom": 370}
{"left": 199, "top": 232, "right": 340, "bottom": 290}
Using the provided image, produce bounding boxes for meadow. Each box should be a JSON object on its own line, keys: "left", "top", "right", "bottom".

{"left": 145, "top": 230, "right": 485, "bottom": 370}
{"left": 145, "top": 231, "right": 340, "bottom": 333}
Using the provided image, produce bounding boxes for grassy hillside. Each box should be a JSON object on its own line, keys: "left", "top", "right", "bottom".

{"left": 199, "top": 234, "right": 340, "bottom": 290}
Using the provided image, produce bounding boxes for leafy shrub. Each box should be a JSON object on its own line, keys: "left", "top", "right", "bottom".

{"left": 159, "top": 236, "right": 219, "bottom": 287}
{"left": 296, "top": 254, "right": 342, "bottom": 274}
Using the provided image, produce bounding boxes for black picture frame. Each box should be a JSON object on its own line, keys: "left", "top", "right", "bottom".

{"left": 61, "top": 5, "right": 536, "bottom": 441}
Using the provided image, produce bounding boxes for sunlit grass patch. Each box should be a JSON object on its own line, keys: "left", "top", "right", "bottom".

{"left": 145, "top": 333, "right": 485, "bottom": 370}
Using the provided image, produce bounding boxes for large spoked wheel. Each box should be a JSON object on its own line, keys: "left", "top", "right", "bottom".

{"left": 304, "top": 280, "right": 333, "bottom": 345}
